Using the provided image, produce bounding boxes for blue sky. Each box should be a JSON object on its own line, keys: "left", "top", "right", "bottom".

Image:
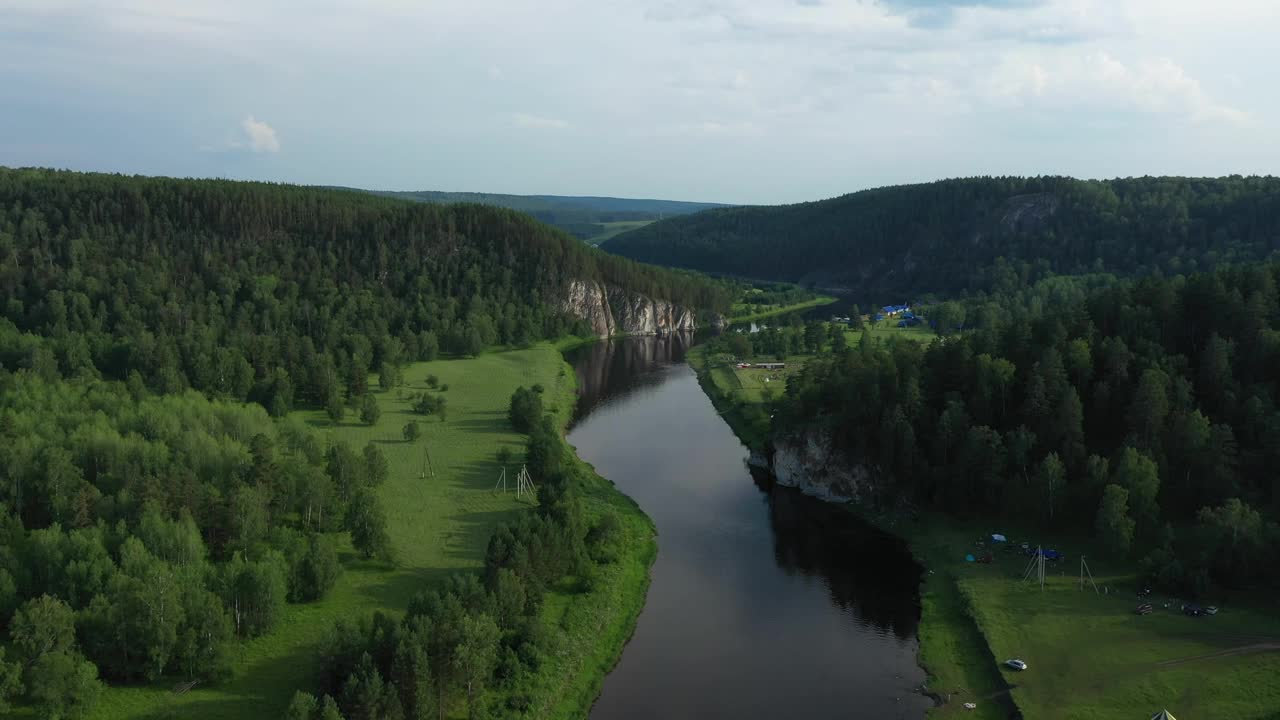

{"left": 0, "top": 0, "right": 1275, "bottom": 204}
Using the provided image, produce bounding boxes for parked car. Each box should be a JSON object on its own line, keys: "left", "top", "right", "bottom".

{"left": 1182, "top": 603, "right": 1204, "bottom": 617}
{"left": 1004, "top": 659, "right": 1028, "bottom": 671}
{"left": 1135, "top": 603, "right": 1154, "bottom": 615}
{"left": 1205, "top": 606, "right": 1219, "bottom": 616}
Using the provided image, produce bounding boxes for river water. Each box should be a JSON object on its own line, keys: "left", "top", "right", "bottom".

{"left": 564, "top": 334, "right": 933, "bottom": 720}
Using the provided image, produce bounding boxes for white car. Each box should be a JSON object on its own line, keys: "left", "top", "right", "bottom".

{"left": 1005, "top": 659, "right": 1028, "bottom": 671}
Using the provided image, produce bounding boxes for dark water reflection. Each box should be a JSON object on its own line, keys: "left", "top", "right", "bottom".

{"left": 565, "top": 335, "right": 930, "bottom": 720}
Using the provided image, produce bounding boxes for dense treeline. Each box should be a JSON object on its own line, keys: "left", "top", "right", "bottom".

{"left": 0, "top": 370, "right": 405, "bottom": 715}
{"left": 365, "top": 189, "right": 726, "bottom": 244}
{"left": 605, "top": 176, "right": 1280, "bottom": 301}
{"left": 289, "top": 387, "right": 621, "bottom": 719}
{"left": 0, "top": 167, "right": 732, "bottom": 417}
{"left": 765, "top": 261, "right": 1280, "bottom": 596}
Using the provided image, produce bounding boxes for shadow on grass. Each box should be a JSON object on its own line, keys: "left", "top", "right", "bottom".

{"left": 352, "top": 565, "right": 456, "bottom": 609}
{"left": 441, "top": 507, "right": 526, "bottom": 563}
{"left": 444, "top": 416, "right": 509, "bottom": 435}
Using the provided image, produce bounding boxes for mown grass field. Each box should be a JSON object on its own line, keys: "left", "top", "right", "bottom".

{"left": 866, "top": 513, "right": 1280, "bottom": 720}
{"left": 584, "top": 220, "right": 654, "bottom": 245}
{"left": 87, "top": 344, "right": 656, "bottom": 720}
{"left": 927, "top": 520, "right": 1280, "bottom": 719}
{"left": 729, "top": 295, "right": 837, "bottom": 323}
{"left": 852, "top": 316, "right": 939, "bottom": 344}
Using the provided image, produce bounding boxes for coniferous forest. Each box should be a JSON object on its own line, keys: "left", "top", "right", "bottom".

{"left": 604, "top": 176, "right": 1280, "bottom": 299}
{"left": 768, "top": 262, "right": 1280, "bottom": 594}
{"left": 0, "top": 168, "right": 729, "bottom": 717}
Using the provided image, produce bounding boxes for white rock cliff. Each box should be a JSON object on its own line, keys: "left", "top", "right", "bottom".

{"left": 561, "top": 279, "right": 699, "bottom": 338}
{"left": 771, "top": 429, "right": 882, "bottom": 504}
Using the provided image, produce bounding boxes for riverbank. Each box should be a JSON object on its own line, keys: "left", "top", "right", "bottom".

{"left": 523, "top": 349, "right": 658, "bottom": 719}
{"left": 689, "top": 344, "right": 998, "bottom": 715}
{"left": 89, "top": 343, "right": 655, "bottom": 720}
{"left": 688, "top": 344, "right": 1280, "bottom": 720}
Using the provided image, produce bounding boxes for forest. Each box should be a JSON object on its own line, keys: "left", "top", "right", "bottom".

{"left": 604, "top": 176, "right": 1280, "bottom": 301}
{"left": 0, "top": 168, "right": 731, "bottom": 415}
{"left": 754, "top": 261, "right": 1280, "bottom": 596}
{"left": 0, "top": 168, "right": 728, "bottom": 717}
{"left": 362, "top": 189, "right": 726, "bottom": 244}
{"left": 286, "top": 387, "right": 619, "bottom": 720}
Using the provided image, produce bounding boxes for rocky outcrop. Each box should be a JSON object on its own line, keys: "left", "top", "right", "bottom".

{"left": 770, "top": 429, "right": 884, "bottom": 504}
{"left": 999, "top": 192, "right": 1060, "bottom": 234}
{"left": 562, "top": 279, "right": 700, "bottom": 338}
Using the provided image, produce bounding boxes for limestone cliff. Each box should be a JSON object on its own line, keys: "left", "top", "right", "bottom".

{"left": 770, "top": 429, "right": 884, "bottom": 504}
{"left": 561, "top": 279, "right": 700, "bottom": 338}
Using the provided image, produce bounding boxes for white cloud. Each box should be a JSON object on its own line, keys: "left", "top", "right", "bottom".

{"left": 983, "top": 53, "right": 1251, "bottom": 127}
{"left": 511, "top": 113, "right": 570, "bottom": 130}
{"left": 240, "top": 116, "right": 280, "bottom": 152}
{"left": 2, "top": 0, "right": 1276, "bottom": 201}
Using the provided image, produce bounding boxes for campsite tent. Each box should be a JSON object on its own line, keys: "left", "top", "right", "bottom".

{"left": 1150, "top": 711, "right": 1177, "bottom": 720}
{"left": 991, "top": 534, "right": 1008, "bottom": 543}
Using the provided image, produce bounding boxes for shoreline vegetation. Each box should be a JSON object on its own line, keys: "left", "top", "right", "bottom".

{"left": 81, "top": 341, "right": 655, "bottom": 720}
{"left": 687, "top": 342, "right": 1280, "bottom": 720}
{"left": 0, "top": 170, "right": 720, "bottom": 720}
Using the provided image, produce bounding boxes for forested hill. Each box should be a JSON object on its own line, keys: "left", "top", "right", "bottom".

{"left": 0, "top": 167, "right": 730, "bottom": 410}
{"left": 603, "top": 176, "right": 1280, "bottom": 297}
{"left": 351, "top": 188, "right": 728, "bottom": 244}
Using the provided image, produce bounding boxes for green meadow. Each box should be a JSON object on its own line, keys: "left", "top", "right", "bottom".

{"left": 87, "top": 344, "right": 655, "bottom": 720}
{"left": 904, "top": 516, "right": 1280, "bottom": 719}
{"left": 728, "top": 295, "right": 837, "bottom": 323}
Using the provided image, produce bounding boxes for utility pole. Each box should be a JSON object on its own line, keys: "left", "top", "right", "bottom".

{"left": 1079, "top": 556, "right": 1099, "bottom": 595}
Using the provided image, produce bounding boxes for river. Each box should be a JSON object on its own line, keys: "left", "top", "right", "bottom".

{"left": 564, "top": 334, "right": 933, "bottom": 720}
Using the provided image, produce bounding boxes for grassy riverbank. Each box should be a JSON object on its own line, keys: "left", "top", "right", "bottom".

{"left": 90, "top": 344, "right": 655, "bottom": 720}
{"left": 688, "top": 344, "right": 1280, "bottom": 720}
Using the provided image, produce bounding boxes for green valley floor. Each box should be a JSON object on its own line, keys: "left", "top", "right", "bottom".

{"left": 82, "top": 343, "right": 654, "bottom": 720}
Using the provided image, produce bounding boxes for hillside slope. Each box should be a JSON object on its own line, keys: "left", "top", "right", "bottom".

{"left": 0, "top": 168, "right": 730, "bottom": 409}
{"left": 355, "top": 188, "right": 728, "bottom": 244}
{"left": 603, "top": 176, "right": 1280, "bottom": 297}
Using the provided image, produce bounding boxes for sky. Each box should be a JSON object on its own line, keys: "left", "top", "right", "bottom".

{"left": 0, "top": 0, "right": 1276, "bottom": 205}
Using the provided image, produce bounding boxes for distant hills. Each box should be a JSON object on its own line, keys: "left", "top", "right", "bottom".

{"left": 342, "top": 188, "right": 729, "bottom": 245}
{"left": 602, "top": 176, "right": 1280, "bottom": 298}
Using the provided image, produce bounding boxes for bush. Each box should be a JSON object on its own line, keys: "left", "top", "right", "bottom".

{"left": 585, "top": 512, "right": 623, "bottom": 564}
{"left": 359, "top": 394, "right": 380, "bottom": 425}
{"left": 403, "top": 421, "right": 420, "bottom": 442}
{"left": 508, "top": 387, "right": 544, "bottom": 433}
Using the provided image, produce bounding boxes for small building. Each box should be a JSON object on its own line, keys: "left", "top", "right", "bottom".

{"left": 881, "top": 304, "right": 912, "bottom": 316}
{"left": 756, "top": 362, "right": 786, "bottom": 370}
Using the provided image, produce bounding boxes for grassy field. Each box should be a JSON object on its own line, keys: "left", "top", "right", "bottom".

{"left": 902, "top": 516, "right": 1280, "bottom": 719}
{"left": 854, "top": 316, "right": 939, "bottom": 344}
{"left": 729, "top": 295, "right": 837, "bottom": 323}
{"left": 690, "top": 337, "right": 1280, "bottom": 720}
{"left": 85, "top": 344, "right": 656, "bottom": 720}
{"left": 584, "top": 220, "right": 654, "bottom": 245}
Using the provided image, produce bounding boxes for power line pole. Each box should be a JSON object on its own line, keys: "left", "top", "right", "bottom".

{"left": 516, "top": 465, "right": 535, "bottom": 500}
{"left": 1080, "top": 556, "right": 1099, "bottom": 595}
